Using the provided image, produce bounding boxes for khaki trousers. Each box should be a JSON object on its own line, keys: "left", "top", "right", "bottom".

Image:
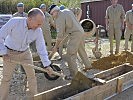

{"left": 108, "top": 24, "right": 122, "bottom": 53}
{"left": 124, "top": 28, "right": 133, "bottom": 51}
{"left": 66, "top": 32, "right": 91, "bottom": 77}
{"left": 0, "top": 49, "right": 37, "bottom": 100}
{"left": 43, "top": 30, "right": 52, "bottom": 51}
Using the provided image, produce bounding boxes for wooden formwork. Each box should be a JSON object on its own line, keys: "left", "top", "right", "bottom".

{"left": 34, "top": 63, "right": 133, "bottom": 100}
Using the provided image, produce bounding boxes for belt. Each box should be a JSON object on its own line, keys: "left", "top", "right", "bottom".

{"left": 5, "top": 46, "right": 25, "bottom": 53}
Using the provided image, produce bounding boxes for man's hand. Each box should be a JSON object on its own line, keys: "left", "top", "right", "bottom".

{"left": 44, "top": 66, "right": 53, "bottom": 75}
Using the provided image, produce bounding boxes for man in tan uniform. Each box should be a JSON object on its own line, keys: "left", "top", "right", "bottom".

{"left": 40, "top": 4, "right": 55, "bottom": 51}
{"left": 13, "top": 2, "right": 27, "bottom": 17}
{"left": 69, "top": 7, "right": 82, "bottom": 21}
{"left": 49, "top": 5, "right": 92, "bottom": 78}
{"left": 59, "top": 7, "right": 82, "bottom": 59}
{"left": 105, "top": 0, "right": 125, "bottom": 54}
{"left": 124, "top": 4, "right": 133, "bottom": 52}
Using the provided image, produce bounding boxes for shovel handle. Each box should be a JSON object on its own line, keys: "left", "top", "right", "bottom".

{"left": 9, "top": 60, "right": 66, "bottom": 78}
{"left": 49, "top": 34, "right": 69, "bottom": 59}
{"left": 48, "top": 51, "right": 56, "bottom": 59}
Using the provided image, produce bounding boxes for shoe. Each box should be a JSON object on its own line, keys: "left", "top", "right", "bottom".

{"left": 110, "top": 51, "right": 113, "bottom": 55}
{"left": 115, "top": 51, "right": 119, "bottom": 54}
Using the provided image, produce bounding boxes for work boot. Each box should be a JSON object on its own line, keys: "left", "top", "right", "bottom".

{"left": 110, "top": 51, "right": 113, "bottom": 55}
{"left": 115, "top": 51, "right": 119, "bottom": 54}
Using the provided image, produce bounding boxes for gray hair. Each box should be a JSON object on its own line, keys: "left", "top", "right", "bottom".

{"left": 28, "top": 8, "right": 44, "bottom": 17}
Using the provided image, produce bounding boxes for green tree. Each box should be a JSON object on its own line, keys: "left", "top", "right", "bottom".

{"left": 0, "top": 0, "right": 81, "bottom": 14}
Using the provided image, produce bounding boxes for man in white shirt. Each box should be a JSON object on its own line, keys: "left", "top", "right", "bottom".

{"left": 0, "top": 8, "right": 53, "bottom": 100}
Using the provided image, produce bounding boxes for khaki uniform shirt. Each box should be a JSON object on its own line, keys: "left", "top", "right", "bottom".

{"left": 125, "top": 10, "right": 133, "bottom": 26}
{"left": 105, "top": 4, "right": 125, "bottom": 25}
{"left": 55, "top": 9, "right": 84, "bottom": 40}
{"left": 13, "top": 12, "right": 28, "bottom": 17}
{"left": 41, "top": 12, "right": 55, "bottom": 32}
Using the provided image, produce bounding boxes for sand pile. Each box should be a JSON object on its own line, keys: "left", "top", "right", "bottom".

{"left": 92, "top": 51, "right": 133, "bottom": 70}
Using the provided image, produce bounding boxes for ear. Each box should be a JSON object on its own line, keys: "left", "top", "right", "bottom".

{"left": 28, "top": 16, "right": 33, "bottom": 21}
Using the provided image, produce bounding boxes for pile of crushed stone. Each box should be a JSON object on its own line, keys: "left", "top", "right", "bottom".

{"left": 92, "top": 51, "right": 133, "bottom": 70}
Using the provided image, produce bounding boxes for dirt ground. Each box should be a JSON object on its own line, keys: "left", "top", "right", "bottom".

{"left": 0, "top": 38, "right": 133, "bottom": 100}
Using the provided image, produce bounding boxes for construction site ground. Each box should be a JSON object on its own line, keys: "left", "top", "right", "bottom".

{"left": 0, "top": 38, "right": 133, "bottom": 100}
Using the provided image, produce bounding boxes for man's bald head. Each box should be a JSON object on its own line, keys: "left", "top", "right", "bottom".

{"left": 27, "top": 8, "right": 45, "bottom": 30}
{"left": 28, "top": 8, "right": 44, "bottom": 17}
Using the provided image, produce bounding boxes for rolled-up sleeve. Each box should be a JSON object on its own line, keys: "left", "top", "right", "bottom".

{"left": 105, "top": 7, "right": 109, "bottom": 19}
{"left": 35, "top": 29, "right": 51, "bottom": 67}
{"left": 0, "top": 18, "right": 15, "bottom": 55}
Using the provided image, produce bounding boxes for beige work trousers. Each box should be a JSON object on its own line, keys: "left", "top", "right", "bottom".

{"left": 108, "top": 24, "right": 122, "bottom": 53}
{"left": 124, "top": 28, "right": 133, "bottom": 51}
{"left": 43, "top": 30, "right": 52, "bottom": 51}
{"left": 0, "top": 49, "right": 37, "bottom": 100}
{"left": 66, "top": 32, "right": 91, "bottom": 77}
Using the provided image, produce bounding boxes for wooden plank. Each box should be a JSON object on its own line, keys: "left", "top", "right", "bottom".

{"left": 123, "top": 79, "right": 133, "bottom": 90}
{"left": 34, "top": 94, "right": 42, "bottom": 100}
{"left": 94, "top": 64, "right": 133, "bottom": 81}
{"left": 64, "top": 69, "right": 133, "bottom": 100}
{"left": 116, "top": 77, "right": 124, "bottom": 93}
{"left": 65, "top": 79, "right": 117, "bottom": 100}
{"left": 34, "top": 65, "right": 133, "bottom": 100}
{"left": 34, "top": 83, "right": 71, "bottom": 100}
{"left": 95, "top": 64, "right": 133, "bottom": 79}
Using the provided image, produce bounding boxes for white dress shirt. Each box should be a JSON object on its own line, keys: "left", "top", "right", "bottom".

{"left": 0, "top": 17, "right": 51, "bottom": 67}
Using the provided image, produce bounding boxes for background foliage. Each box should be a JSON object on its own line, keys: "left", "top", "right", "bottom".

{"left": 0, "top": 0, "right": 81, "bottom": 14}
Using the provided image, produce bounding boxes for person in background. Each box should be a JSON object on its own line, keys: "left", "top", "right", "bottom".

{"left": 13, "top": 2, "right": 27, "bottom": 17}
{"left": 58, "top": 6, "right": 83, "bottom": 59}
{"left": 69, "top": 7, "right": 82, "bottom": 21}
{"left": 124, "top": 4, "right": 133, "bottom": 52}
{"left": 60, "top": 5, "right": 65, "bottom": 10}
{"left": 49, "top": 5, "right": 92, "bottom": 79}
{"left": 105, "top": 0, "right": 125, "bottom": 54}
{"left": 58, "top": 5, "right": 68, "bottom": 59}
{"left": 0, "top": 8, "right": 53, "bottom": 100}
{"left": 40, "top": 4, "right": 55, "bottom": 51}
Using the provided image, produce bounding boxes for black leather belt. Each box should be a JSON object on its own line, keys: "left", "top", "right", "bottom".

{"left": 5, "top": 46, "right": 25, "bottom": 53}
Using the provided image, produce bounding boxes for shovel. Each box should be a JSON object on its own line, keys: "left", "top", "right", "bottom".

{"left": 9, "top": 60, "right": 66, "bottom": 80}
{"left": 92, "top": 25, "right": 102, "bottom": 59}
{"left": 70, "top": 71, "right": 106, "bottom": 93}
{"left": 8, "top": 60, "right": 106, "bottom": 84}
{"left": 49, "top": 34, "right": 69, "bottom": 59}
